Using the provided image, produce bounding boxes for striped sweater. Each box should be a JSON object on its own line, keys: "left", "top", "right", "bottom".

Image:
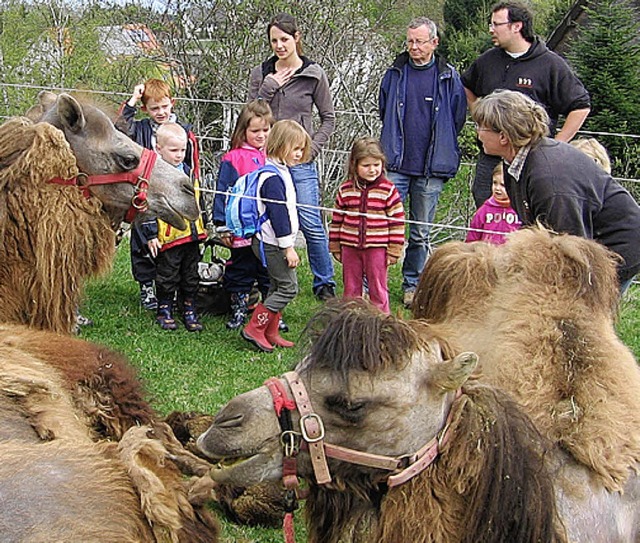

{"left": 329, "top": 176, "right": 405, "bottom": 259}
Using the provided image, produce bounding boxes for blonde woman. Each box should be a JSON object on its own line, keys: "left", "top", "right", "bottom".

{"left": 472, "top": 89, "right": 640, "bottom": 293}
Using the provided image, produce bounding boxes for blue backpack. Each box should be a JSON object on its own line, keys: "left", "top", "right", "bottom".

{"left": 225, "top": 164, "right": 280, "bottom": 238}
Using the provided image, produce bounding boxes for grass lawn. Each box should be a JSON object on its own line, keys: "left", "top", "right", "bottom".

{"left": 81, "top": 239, "right": 639, "bottom": 542}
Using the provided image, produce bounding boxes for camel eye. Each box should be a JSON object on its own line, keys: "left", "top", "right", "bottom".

{"left": 325, "top": 395, "right": 368, "bottom": 424}
{"left": 117, "top": 153, "right": 139, "bottom": 172}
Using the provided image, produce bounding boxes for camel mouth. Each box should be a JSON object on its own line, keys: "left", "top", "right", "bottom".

{"left": 213, "top": 455, "right": 255, "bottom": 470}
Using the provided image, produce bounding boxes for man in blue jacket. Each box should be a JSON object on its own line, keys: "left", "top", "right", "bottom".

{"left": 379, "top": 17, "right": 467, "bottom": 307}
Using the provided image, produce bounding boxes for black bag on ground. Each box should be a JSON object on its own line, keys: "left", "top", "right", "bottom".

{"left": 196, "top": 240, "right": 231, "bottom": 316}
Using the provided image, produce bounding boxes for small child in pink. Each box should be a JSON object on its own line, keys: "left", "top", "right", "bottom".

{"left": 466, "top": 163, "right": 521, "bottom": 245}
{"left": 329, "top": 137, "right": 405, "bottom": 313}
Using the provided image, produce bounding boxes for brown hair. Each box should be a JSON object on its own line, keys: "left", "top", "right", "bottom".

{"left": 141, "top": 78, "right": 173, "bottom": 106}
{"left": 267, "top": 12, "right": 303, "bottom": 56}
{"left": 491, "top": 1, "right": 535, "bottom": 42}
{"left": 230, "top": 100, "right": 275, "bottom": 150}
{"left": 347, "top": 137, "right": 386, "bottom": 181}
{"left": 266, "top": 120, "right": 311, "bottom": 164}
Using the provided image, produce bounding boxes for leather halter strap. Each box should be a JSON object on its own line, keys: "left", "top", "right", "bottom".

{"left": 48, "top": 147, "right": 156, "bottom": 222}
{"left": 279, "top": 371, "right": 461, "bottom": 488}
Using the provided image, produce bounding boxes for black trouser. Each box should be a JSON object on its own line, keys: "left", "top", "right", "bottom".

{"left": 222, "top": 245, "right": 270, "bottom": 294}
{"left": 472, "top": 150, "right": 501, "bottom": 209}
{"left": 155, "top": 242, "right": 201, "bottom": 301}
{"left": 130, "top": 223, "right": 156, "bottom": 284}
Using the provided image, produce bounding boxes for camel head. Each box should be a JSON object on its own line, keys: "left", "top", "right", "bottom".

{"left": 27, "top": 91, "right": 199, "bottom": 229}
{"left": 197, "top": 301, "right": 477, "bottom": 488}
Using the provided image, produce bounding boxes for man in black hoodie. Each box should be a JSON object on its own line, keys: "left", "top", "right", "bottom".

{"left": 462, "top": 1, "right": 591, "bottom": 207}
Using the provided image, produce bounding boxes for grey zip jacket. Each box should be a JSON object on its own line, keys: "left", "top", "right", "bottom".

{"left": 249, "top": 56, "right": 335, "bottom": 160}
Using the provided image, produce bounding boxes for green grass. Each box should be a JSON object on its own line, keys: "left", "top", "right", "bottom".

{"left": 81, "top": 239, "right": 639, "bottom": 542}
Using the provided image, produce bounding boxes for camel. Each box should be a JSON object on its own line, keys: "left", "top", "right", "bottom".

{"left": 412, "top": 226, "right": 640, "bottom": 492}
{"left": 197, "top": 301, "right": 640, "bottom": 543}
{"left": 0, "top": 91, "right": 199, "bottom": 333}
{"left": 0, "top": 325, "right": 219, "bottom": 542}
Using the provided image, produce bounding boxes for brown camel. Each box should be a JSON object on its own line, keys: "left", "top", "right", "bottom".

{"left": 197, "top": 301, "right": 640, "bottom": 543}
{"left": 0, "top": 91, "right": 199, "bottom": 333}
{"left": 0, "top": 326, "right": 219, "bottom": 542}
{"left": 412, "top": 226, "right": 640, "bottom": 492}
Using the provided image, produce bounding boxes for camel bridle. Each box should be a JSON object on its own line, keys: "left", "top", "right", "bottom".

{"left": 264, "top": 371, "right": 461, "bottom": 543}
{"left": 48, "top": 147, "right": 156, "bottom": 223}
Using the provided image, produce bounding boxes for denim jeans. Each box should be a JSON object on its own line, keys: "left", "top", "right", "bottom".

{"left": 289, "top": 162, "right": 335, "bottom": 292}
{"left": 387, "top": 171, "right": 444, "bottom": 292}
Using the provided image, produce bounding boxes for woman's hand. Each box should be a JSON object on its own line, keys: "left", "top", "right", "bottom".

{"left": 284, "top": 246, "right": 300, "bottom": 268}
{"left": 268, "top": 67, "right": 295, "bottom": 88}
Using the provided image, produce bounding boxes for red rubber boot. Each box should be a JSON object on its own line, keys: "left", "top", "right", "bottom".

{"left": 265, "top": 311, "right": 294, "bottom": 348}
{"left": 241, "top": 303, "right": 274, "bottom": 352}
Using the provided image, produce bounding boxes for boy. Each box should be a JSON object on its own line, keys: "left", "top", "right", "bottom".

{"left": 116, "top": 79, "right": 201, "bottom": 310}
{"left": 142, "top": 123, "right": 207, "bottom": 331}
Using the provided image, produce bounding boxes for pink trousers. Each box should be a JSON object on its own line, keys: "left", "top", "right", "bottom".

{"left": 341, "top": 246, "right": 390, "bottom": 314}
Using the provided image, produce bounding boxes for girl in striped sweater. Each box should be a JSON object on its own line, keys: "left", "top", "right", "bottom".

{"left": 329, "top": 137, "right": 405, "bottom": 313}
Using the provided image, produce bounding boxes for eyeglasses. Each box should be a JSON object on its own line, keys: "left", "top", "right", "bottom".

{"left": 405, "top": 39, "right": 434, "bottom": 47}
{"left": 474, "top": 124, "right": 495, "bottom": 132}
{"left": 489, "top": 21, "right": 511, "bottom": 29}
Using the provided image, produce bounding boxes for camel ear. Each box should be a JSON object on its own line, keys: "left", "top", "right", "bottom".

{"left": 56, "top": 94, "right": 86, "bottom": 133}
{"left": 430, "top": 352, "right": 478, "bottom": 391}
{"left": 24, "top": 91, "right": 58, "bottom": 122}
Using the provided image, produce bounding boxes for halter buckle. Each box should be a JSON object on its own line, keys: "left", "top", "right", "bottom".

{"left": 300, "top": 413, "right": 325, "bottom": 443}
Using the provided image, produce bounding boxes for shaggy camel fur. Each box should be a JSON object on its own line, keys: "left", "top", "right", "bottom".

{"left": 413, "top": 226, "right": 640, "bottom": 491}
{"left": 166, "top": 410, "right": 288, "bottom": 528}
{"left": 0, "top": 118, "right": 114, "bottom": 334}
{"left": 0, "top": 330, "right": 220, "bottom": 542}
{"left": 0, "top": 439, "right": 156, "bottom": 543}
{"left": 0, "top": 323, "right": 154, "bottom": 440}
{"left": 198, "top": 302, "right": 580, "bottom": 543}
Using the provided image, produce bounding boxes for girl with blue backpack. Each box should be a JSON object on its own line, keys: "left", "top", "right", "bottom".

{"left": 241, "top": 120, "right": 311, "bottom": 352}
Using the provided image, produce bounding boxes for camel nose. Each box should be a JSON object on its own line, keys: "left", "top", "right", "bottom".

{"left": 214, "top": 413, "right": 244, "bottom": 428}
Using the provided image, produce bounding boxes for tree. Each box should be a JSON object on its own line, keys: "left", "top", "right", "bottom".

{"left": 568, "top": 0, "right": 640, "bottom": 182}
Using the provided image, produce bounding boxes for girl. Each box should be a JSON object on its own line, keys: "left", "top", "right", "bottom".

{"left": 241, "top": 120, "right": 311, "bottom": 352}
{"left": 212, "top": 100, "right": 274, "bottom": 330}
{"left": 249, "top": 12, "right": 337, "bottom": 301}
{"left": 329, "top": 137, "right": 405, "bottom": 314}
{"left": 465, "top": 163, "right": 521, "bottom": 245}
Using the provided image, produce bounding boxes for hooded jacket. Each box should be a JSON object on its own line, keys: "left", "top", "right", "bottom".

{"left": 462, "top": 38, "right": 590, "bottom": 134}
{"left": 379, "top": 52, "right": 467, "bottom": 179}
{"left": 249, "top": 56, "right": 335, "bottom": 160}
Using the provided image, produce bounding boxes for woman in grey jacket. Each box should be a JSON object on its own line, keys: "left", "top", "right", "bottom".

{"left": 248, "top": 12, "right": 337, "bottom": 301}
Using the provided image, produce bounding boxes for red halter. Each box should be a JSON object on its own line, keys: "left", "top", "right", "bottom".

{"left": 48, "top": 147, "right": 157, "bottom": 223}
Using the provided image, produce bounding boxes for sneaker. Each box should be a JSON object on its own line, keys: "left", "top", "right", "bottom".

{"left": 403, "top": 290, "right": 415, "bottom": 309}
{"left": 140, "top": 282, "right": 157, "bottom": 310}
{"left": 315, "top": 284, "right": 336, "bottom": 302}
{"left": 76, "top": 312, "right": 94, "bottom": 327}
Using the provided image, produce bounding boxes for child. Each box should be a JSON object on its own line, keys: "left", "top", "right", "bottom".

{"left": 212, "top": 100, "right": 274, "bottom": 330}
{"left": 116, "top": 79, "right": 201, "bottom": 311}
{"left": 570, "top": 138, "right": 612, "bottom": 174}
{"left": 465, "top": 163, "right": 521, "bottom": 245}
{"left": 241, "top": 120, "right": 311, "bottom": 352}
{"left": 329, "top": 137, "right": 405, "bottom": 314}
{"left": 142, "top": 123, "right": 207, "bottom": 332}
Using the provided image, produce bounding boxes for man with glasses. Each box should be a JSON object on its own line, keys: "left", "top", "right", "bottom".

{"left": 379, "top": 17, "right": 466, "bottom": 308}
{"left": 462, "top": 1, "right": 591, "bottom": 208}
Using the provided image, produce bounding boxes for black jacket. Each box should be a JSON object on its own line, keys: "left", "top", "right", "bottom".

{"left": 462, "top": 39, "right": 590, "bottom": 134}
{"left": 505, "top": 138, "right": 640, "bottom": 283}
